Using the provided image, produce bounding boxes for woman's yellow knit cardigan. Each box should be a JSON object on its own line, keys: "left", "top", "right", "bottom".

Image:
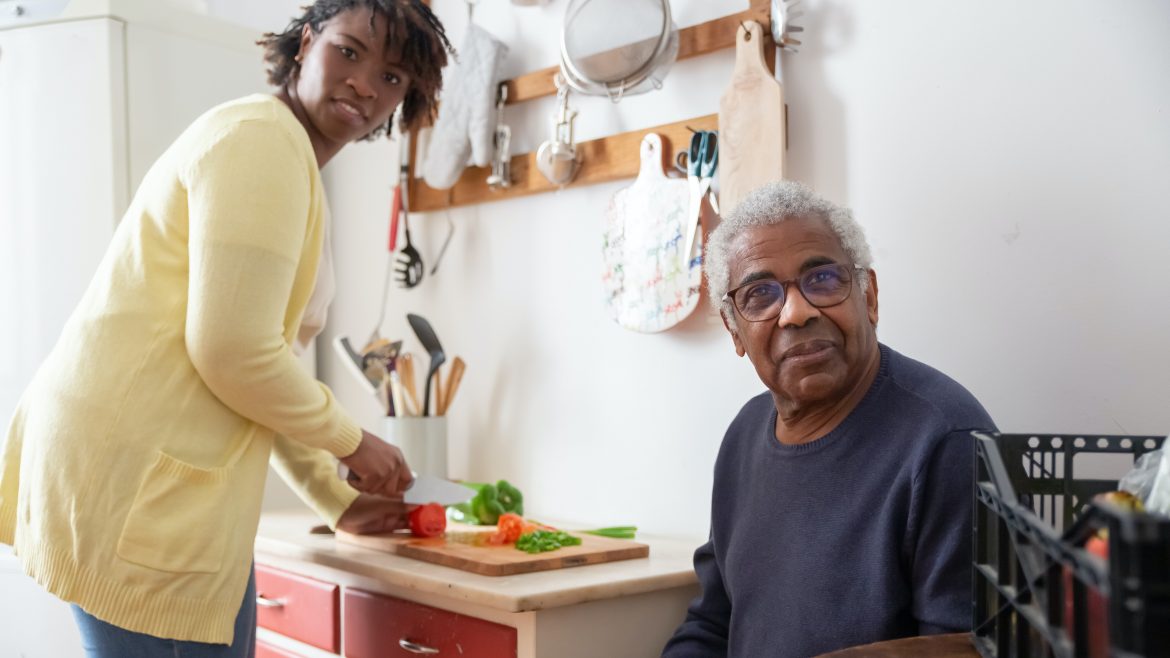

{"left": 0, "top": 95, "right": 363, "bottom": 645}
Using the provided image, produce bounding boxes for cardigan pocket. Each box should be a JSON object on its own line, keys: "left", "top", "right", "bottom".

{"left": 115, "top": 451, "right": 235, "bottom": 574}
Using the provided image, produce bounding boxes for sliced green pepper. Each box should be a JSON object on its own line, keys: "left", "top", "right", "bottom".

{"left": 515, "top": 529, "right": 582, "bottom": 554}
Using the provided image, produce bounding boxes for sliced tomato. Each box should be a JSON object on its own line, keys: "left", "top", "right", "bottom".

{"left": 497, "top": 513, "right": 527, "bottom": 544}
{"left": 409, "top": 503, "right": 447, "bottom": 538}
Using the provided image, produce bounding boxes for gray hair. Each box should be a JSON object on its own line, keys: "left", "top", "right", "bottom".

{"left": 704, "top": 181, "right": 874, "bottom": 314}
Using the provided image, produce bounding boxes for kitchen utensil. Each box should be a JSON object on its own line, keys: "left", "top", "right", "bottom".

{"left": 536, "top": 75, "right": 582, "bottom": 186}
{"left": 335, "top": 525, "right": 649, "bottom": 577}
{"left": 681, "top": 130, "right": 718, "bottom": 269}
{"left": 559, "top": 0, "right": 678, "bottom": 102}
{"left": 361, "top": 339, "right": 403, "bottom": 386}
{"left": 395, "top": 133, "right": 424, "bottom": 288}
{"left": 333, "top": 335, "right": 377, "bottom": 396}
{"left": 718, "top": 19, "right": 787, "bottom": 215}
{"left": 395, "top": 199, "right": 424, "bottom": 288}
{"left": 428, "top": 211, "right": 454, "bottom": 276}
{"left": 376, "top": 372, "right": 392, "bottom": 415}
{"left": 406, "top": 313, "right": 446, "bottom": 416}
{"left": 486, "top": 82, "right": 512, "bottom": 190}
{"left": 439, "top": 357, "right": 466, "bottom": 416}
{"left": 403, "top": 474, "right": 475, "bottom": 506}
{"left": 388, "top": 370, "right": 406, "bottom": 418}
{"left": 770, "top": 0, "right": 805, "bottom": 50}
{"left": 397, "top": 353, "right": 422, "bottom": 416}
{"left": 388, "top": 182, "right": 402, "bottom": 252}
{"left": 338, "top": 459, "right": 463, "bottom": 499}
{"left": 601, "top": 133, "right": 699, "bottom": 332}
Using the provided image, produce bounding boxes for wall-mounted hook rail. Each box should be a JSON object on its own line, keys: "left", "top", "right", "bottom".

{"left": 407, "top": 1, "right": 775, "bottom": 212}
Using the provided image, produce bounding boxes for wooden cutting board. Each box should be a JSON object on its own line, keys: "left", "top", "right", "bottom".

{"left": 718, "top": 20, "right": 786, "bottom": 216}
{"left": 336, "top": 524, "right": 650, "bottom": 577}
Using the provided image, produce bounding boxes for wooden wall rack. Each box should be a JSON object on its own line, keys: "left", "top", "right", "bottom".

{"left": 408, "top": 0, "right": 774, "bottom": 212}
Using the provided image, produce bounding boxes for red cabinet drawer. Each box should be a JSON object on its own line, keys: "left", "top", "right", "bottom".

{"left": 344, "top": 589, "right": 516, "bottom": 658}
{"left": 255, "top": 564, "right": 340, "bottom": 653}
{"left": 256, "top": 639, "right": 304, "bottom": 658}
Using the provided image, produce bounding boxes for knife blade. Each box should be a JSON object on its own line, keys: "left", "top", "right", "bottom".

{"left": 404, "top": 474, "right": 475, "bottom": 506}
{"left": 338, "top": 462, "right": 475, "bottom": 507}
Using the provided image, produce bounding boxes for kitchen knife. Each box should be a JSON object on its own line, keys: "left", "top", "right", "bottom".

{"left": 337, "top": 464, "right": 474, "bottom": 507}
{"left": 403, "top": 474, "right": 476, "bottom": 507}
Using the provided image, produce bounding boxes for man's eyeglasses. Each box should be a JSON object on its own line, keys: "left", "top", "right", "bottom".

{"left": 722, "top": 263, "right": 865, "bottom": 322}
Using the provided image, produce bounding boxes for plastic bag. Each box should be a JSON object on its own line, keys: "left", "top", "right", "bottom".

{"left": 1147, "top": 438, "right": 1170, "bottom": 516}
{"left": 1120, "top": 447, "right": 1163, "bottom": 502}
{"left": 1119, "top": 437, "right": 1170, "bottom": 516}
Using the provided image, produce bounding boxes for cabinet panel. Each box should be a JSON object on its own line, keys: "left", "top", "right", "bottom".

{"left": 257, "top": 639, "right": 306, "bottom": 658}
{"left": 256, "top": 564, "right": 340, "bottom": 653}
{"left": 344, "top": 589, "right": 517, "bottom": 658}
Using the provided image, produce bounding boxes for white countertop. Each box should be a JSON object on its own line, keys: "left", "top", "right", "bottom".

{"left": 255, "top": 512, "right": 701, "bottom": 614}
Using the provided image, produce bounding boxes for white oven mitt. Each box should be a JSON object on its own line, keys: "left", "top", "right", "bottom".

{"left": 423, "top": 23, "right": 508, "bottom": 190}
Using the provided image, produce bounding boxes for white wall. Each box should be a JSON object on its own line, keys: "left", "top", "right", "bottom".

{"left": 213, "top": 0, "right": 1170, "bottom": 541}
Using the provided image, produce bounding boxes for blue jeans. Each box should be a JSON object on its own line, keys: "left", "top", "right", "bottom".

{"left": 71, "top": 566, "right": 256, "bottom": 658}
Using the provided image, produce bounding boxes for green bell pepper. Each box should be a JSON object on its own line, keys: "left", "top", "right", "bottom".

{"left": 448, "top": 480, "right": 524, "bottom": 526}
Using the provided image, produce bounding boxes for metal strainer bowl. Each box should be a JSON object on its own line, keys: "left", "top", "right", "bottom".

{"left": 559, "top": 0, "right": 678, "bottom": 102}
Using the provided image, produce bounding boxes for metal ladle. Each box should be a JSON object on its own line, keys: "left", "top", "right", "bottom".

{"left": 536, "top": 75, "right": 582, "bottom": 186}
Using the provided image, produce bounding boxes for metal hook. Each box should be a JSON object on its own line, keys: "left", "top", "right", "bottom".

{"left": 466, "top": 0, "right": 478, "bottom": 21}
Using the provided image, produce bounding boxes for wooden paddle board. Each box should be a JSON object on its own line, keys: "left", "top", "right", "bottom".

{"left": 717, "top": 20, "right": 786, "bottom": 215}
{"left": 336, "top": 524, "right": 649, "bottom": 577}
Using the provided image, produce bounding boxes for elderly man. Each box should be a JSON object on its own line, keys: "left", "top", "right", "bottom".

{"left": 662, "top": 182, "right": 996, "bottom": 657}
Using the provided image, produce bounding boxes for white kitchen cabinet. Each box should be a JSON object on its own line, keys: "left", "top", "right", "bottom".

{"left": 0, "top": 0, "right": 265, "bottom": 423}
{"left": 0, "top": 15, "right": 129, "bottom": 421}
{"left": 0, "top": 2, "right": 267, "bottom": 654}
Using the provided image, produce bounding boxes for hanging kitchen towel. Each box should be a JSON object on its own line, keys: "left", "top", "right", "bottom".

{"left": 423, "top": 24, "right": 508, "bottom": 190}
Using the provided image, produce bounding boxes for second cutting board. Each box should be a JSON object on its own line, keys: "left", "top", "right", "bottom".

{"left": 718, "top": 20, "right": 786, "bottom": 215}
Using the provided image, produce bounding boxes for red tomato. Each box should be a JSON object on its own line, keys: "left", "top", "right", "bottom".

{"left": 409, "top": 503, "right": 447, "bottom": 538}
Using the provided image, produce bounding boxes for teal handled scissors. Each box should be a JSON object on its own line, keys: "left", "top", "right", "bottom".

{"left": 682, "top": 130, "right": 718, "bottom": 269}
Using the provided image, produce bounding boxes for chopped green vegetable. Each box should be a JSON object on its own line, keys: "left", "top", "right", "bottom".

{"left": 581, "top": 526, "right": 638, "bottom": 539}
{"left": 515, "top": 529, "right": 582, "bottom": 554}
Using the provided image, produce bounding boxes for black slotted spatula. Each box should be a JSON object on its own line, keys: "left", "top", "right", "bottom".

{"left": 406, "top": 313, "right": 446, "bottom": 416}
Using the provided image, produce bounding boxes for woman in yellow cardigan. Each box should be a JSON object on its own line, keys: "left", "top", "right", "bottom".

{"left": 0, "top": 1, "right": 451, "bottom": 655}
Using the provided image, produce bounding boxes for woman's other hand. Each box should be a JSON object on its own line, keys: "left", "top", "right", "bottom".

{"left": 339, "top": 429, "right": 413, "bottom": 498}
{"left": 336, "top": 493, "right": 410, "bottom": 535}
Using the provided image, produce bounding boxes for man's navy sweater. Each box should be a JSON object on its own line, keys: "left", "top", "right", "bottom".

{"left": 663, "top": 344, "right": 996, "bottom": 658}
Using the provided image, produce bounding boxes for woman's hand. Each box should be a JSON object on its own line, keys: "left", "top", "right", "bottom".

{"left": 336, "top": 493, "right": 411, "bottom": 535}
{"left": 339, "top": 429, "right": 414, "bottom": 498}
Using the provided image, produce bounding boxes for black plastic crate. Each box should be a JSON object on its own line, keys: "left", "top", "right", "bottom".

{"left": 972, "top": 432, "right": 1170, "bottom": 658}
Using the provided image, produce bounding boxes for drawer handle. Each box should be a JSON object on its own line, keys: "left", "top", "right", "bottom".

{"left": 255, "top": 594, "right": 286, "bottom": 608}
{"left": 398, "top": 638, "right": 440, "bottom": 655}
